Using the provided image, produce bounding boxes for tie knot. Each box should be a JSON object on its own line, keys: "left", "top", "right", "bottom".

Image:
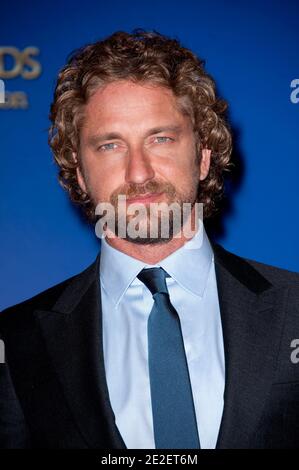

{"left": 137, "top": 267, "right": 169, "bottom": 296}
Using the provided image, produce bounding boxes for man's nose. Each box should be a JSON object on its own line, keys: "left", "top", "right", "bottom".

{"left": 125, "top": 146, "right": 155, "bottom": 184}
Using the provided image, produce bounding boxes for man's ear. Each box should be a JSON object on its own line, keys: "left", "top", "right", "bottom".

{"left": 199, "top": 148, "right": 211, "bottom": 181}
{"left": 72, "top": 151, "right": 87, "bottom": 193}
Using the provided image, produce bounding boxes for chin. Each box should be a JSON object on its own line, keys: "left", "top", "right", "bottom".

{"left": 124, "top": 235, "right": 173, "bottom": 245}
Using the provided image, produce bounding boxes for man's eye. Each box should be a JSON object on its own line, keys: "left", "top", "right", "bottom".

{"left": 154, "top": 136, "right": 174, "bottom": 144}
{"left": 98, "top": 143, "right": 118, "bottom": 152}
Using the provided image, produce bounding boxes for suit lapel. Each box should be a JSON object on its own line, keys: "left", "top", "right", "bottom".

{"left": 212, "top": 244, "right": 288, "bottom": 448}
{"left": 33, "top": 252, "right": 126, "bottom": 449}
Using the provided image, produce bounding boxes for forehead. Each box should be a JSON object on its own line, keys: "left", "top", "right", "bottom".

{"left": 81, "top": 80, "right": 189, "bottom": 132}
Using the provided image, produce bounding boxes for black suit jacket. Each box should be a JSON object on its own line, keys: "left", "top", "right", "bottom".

{"left": 1, "top": 243, "right": 299, "bottom": 449}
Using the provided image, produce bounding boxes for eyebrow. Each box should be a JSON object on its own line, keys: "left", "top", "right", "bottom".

{"left": 86, "top": 125, "right": 183, "bottom": 147}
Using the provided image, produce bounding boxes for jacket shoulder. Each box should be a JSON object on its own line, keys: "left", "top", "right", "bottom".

{"left": 0, "top": 257, "right": 98, "bottom": 332}
{"left": 212, "top": 242, "right": 299, "bottom": 289}
{"left": 245, "top": 257, "right": 299, "bottom": 287}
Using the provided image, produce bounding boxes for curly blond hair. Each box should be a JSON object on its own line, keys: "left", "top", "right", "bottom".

{"left": 49, "top": 29, "right": 232, "bottom": 222}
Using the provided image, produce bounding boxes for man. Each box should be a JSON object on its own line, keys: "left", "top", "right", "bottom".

{"left": 0, "top": 30, "right": 299, "bottom": 449}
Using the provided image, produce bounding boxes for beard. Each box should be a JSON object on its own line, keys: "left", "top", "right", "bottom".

{"left": 94, "top": 177, "right": 200, "bottom": 245}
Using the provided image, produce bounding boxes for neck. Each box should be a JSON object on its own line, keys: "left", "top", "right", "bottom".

{"left": 103, "top": 206, "right": 200, "bottom": 264}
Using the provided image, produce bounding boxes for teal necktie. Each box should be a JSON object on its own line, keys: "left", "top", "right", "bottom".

{"left": 137, "top": 267, "right": 200, "bottom": 449}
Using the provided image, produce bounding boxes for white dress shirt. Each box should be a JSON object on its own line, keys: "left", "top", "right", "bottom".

{"left": 100, "top": 224, "right": 225, "bottom": 449}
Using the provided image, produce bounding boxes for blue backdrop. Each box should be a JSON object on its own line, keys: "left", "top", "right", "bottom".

{"left": 1, "top": 0, "right": 298, "bottom": 310}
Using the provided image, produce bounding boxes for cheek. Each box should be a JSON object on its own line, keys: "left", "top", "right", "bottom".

{"left": 79, "top": 149, "right": 127, "bottom": 200}
{"left": 161, "top": 154, "right": 198, "bottom": 183}
{"left": 86, "top": 166, "right": 123, "bottom": 201}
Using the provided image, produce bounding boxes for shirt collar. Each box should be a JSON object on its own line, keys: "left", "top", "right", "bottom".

{"left": 100, "top": 222, "right": 213, "bottom": 307}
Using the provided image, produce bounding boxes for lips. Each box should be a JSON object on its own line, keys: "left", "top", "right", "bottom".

{"left": 126, "top": 192, "right": 163, "bottom": 203}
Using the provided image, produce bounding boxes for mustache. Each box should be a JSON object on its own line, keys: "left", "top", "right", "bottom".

{"left": 110, "top": 181, "right": 176, "bottom": 205}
